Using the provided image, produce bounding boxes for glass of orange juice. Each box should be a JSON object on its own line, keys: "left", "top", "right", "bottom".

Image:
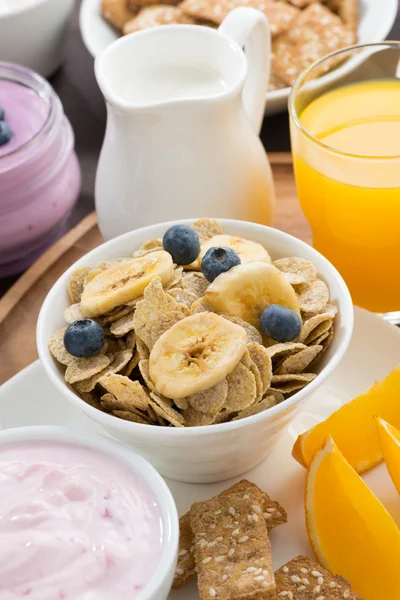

{"left": 289, "top": 42, "right": 400, "bottom": 323}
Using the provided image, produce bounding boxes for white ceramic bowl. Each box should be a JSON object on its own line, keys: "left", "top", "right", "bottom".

{"left": 37, "top": 219, "right": 354, "bottom": 483}
{"left": 0, "top": 425, "right": 179, "bottom": 600}
{"left": 0, "top": 0, "right": 75, "bottom": 77}
{"left": 79, "top": 0, "right": 397, "bottom": 115}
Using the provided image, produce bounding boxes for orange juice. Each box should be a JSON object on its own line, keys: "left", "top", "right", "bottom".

{"left": 292, "top": 79, "right": 400, "bottom": 312}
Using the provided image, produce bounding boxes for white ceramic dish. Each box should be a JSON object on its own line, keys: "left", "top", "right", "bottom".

{"left": 0, "top": 0, "right": 75, "bottom": 77}
{"left": 37, "top": 218, "right": 353, "bottom": 483}
{"left": 3, "top": 307, "right": 400, "bottom": 599}
{"left": 0, "top": 424, "right": 179, "bottom": 600}
{"left": 79, "top": 0, "right": 397, "bottom": 115}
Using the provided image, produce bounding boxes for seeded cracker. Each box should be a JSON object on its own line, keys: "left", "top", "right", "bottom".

{"left": 191, "top": 484, "right": 275, "bottom": 600}
{"left": 68, "top": 266, "right": 91, "bottom": 304}
{"left": 65, "top": 354, "right": 111, "bottom": 385}
{"left": 225, "top": 362, "right": 257, "bottom": 412}
{"left": 276, "top": 345, "right": 322, "bottom": 375}
{"left": 133, "top": 277, "right": 189, "bottom": 350}
{"left": 100, "top": 374, "right": 150, "bottom": 410}
{"left": 173, "top": 480, "right": 287, "bottom": 590}
{"left": 123, "top": 6, "right": 195, "bottom": 34}
{"left": 271, "top": 2, "right": 356, "bottom": 86}
{"left": 49, "top": 328, "right": 74, "bottom": 366}
{"left": 296, "top": 279, "right": 330, "bottom": 314}
{"left": 275, "top": 555, "right": 362, "bottom": 599}
{"left": 74, "top": 349, "right": 132, "bottom": 393}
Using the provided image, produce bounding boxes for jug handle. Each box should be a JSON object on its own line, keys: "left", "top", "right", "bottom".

{"left": 219, "top": 7, "right": 271, "bottom": 135}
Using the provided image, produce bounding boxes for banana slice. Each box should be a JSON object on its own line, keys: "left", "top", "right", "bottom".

{"left": 200, "top": 235, "right": 271, "bottom": 264}
{"left": 204, "top": 262, "right": 300, "bottom": 328}
{"left": 81, "top": 250, "right": 173, "bottom": 317}
{"left": 149, "top": 312, "right": 247, "bottom": 400}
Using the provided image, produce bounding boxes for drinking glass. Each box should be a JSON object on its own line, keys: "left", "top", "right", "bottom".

{"left": 289, "top": 42, "right": 400, "bottom": 324}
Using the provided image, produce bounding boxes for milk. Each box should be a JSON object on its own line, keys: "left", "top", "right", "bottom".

{"left": 122, "top": 63, "right": 228, "bottom": 105}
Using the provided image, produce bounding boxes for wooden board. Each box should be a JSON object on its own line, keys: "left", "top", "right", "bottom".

{"left": 0, "top": 154, "right": 310, "bottom": 384}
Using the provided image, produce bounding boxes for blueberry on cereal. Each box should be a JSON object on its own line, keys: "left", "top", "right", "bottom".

{"left": 163, "top": 225, "right": 200, "bottom": 265}
{"left": 64, "top": 319, "right": 105, "bottom": 358}
{"left": 0, "top": 121, "right": 13, "bottom": 147}
{"left": 201, "top": 247, "right": 241, "bottom": 282}
{"left": 260, "top": 304, "right": 301, "bottom": 343}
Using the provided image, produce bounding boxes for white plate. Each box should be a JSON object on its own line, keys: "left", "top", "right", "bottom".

{"left": 1, "top": 306, "right": 400, "bottom": 597}
{"left": 80, "top": 0, "right": 397, "bottom": 115}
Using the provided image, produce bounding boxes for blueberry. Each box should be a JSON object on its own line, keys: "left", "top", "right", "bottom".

{"left": 0, "top": 121, "right": 13, "bottom": 147}
{"left": 201, "top": 246, "right": 241, "bottom": 282}
{"left": 0, "top": 106, "right": 4, "bottom": 120}
{"left": 64, "top": 319, "right": 105, "bottom": 358}
{"left": 260, "top": 304, "right": 301, "bottom": 342}
{"left": 163, "top": 225, "right": 200, "bottom": 265}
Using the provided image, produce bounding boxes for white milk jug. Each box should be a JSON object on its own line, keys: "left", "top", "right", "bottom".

{"left": 95, "top": 7, "right": 275, "bottom": 240}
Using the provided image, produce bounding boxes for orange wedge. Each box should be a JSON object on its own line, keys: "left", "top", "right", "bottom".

{"left": 305, "top": 437, "right": 400, "bottom": 600}
{"left": 293, "top": 365, "right": 400, "bottom": 472}
{"left": 376, "top": 416, "right": 400, "bottom": 495}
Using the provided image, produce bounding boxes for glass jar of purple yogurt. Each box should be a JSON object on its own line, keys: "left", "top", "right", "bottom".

{"left": 0, "top": 62, "right": 81, "bottom": 276}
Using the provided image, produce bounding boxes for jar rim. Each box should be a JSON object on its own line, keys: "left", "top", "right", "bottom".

{"left": 0, "top": 61, "right": 56, "bottom": 161}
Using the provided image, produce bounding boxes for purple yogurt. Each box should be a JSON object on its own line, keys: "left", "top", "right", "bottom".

{"left": 0, "top": 63, "right": 81, "bottom": 276}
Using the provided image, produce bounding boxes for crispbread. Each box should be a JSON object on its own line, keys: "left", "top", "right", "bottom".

{"left": 191, "top": 484, "right": 275, "bottom": 600}
{"left": 180, "top": 0, "right": 299, "bottom": 35}
{"left": 271, "top": 2, "right": 356, "bottom": 85}
{"left": 123, "top": 5, "right": 195, "bottom": 34}
{"left": 173, "top": 480, "right": 287, "bottom": 590}
{"left": 275, "top": 555, "right": 363, "bottom": 599}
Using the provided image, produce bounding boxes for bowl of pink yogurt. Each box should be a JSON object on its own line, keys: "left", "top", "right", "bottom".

{"left": 0, "top": 426, "right": 179, "bottom": 600}
{"left": 0, "top": 62, "right": 81, "bottom": 277}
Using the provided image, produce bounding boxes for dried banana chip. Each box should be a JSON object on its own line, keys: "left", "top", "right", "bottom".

{"left": 48, "top": 328, "right": 74, "bottom": 366}
{"left": 168, "top": 288, "right": 198, "bottom": 308}
{"left": 110, "top": 311, "right": 136, "bottom": 337}
{"left": 84, "top": 268, "right": 103, "bottom": 286}
{"left": 149, "top": 392, "right": 185, "bottom": 427}
{"left": 273, "top": 257, "right": 317, "bottom": 284}
{"left": 185, "top": 379, "right": 228, "bottom": 414}
{"left": 65, "top": 354, "right": 111, "bottom": 384}
{"left": 276, "top": 345, "right": 322, "bottom": 375}
{"left": 224, "top": 362, "right": 257, "bottom": 412}
{"left": 133, "top": 277, "right": 189, "bottom": 350}
{"left": 64, "top": 303, "right": 84, "bottom": 324}
{"left": 296, "top": 279, "right": 329, "bottom": 313}
{"left": 75, "top": 350, "right": 132, "bottom": 393}
{"left": 192, "top": 218, "right": 224, "bottom": 241}
{"left": 271, "top": 372, "right": 316, "bottom": 394}
{"left": 224, "top": 316, "right": 263, "bottom": 344}
{"left": 68, "top": 266, "right": 91, "bottom": 304}
{"left": 247, "top": 342, "right": 272, "bottom": 393}
{"left": 95, "top": 258, "right": 132, "bottom": 270}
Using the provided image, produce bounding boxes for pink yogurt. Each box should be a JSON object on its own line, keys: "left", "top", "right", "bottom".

{"left": 0, "top": 440, "right": 163, "bottom": 600}
{"left": 0, "top": 62, "right": 81, "bottom": 276}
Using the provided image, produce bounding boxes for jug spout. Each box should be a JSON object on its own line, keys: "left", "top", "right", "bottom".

{"left": 95, "top": 24, "right": 249, "bottom": 111}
